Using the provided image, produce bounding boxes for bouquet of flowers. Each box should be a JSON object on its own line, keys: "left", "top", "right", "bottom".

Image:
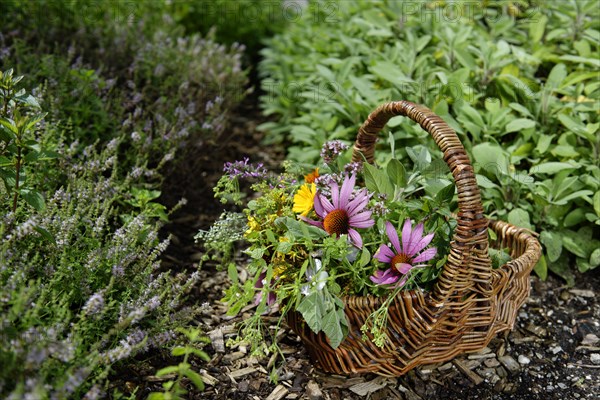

{"left": 200, "top": 140, "right": 457, "bottom": 351}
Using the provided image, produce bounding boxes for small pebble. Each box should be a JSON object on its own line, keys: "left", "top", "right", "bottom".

{"left": 550, "top": 346, "right": 562, "bottom": 355}
{"left": 590, "top": 354, "right": 600, "bottom": 365}
{"left": 518, "top": 355, "right": 531, "bottom": 365}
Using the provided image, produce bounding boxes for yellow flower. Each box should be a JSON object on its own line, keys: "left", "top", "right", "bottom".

{"left": 245, "top": 216, "right": 260, "bottom": 236}
{"left": 293, "top": 183, "right": 316, "bottom": 217}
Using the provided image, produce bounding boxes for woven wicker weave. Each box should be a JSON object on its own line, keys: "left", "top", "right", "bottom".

{"left": 286, "top": 101, "right": 542, "bottom": 376}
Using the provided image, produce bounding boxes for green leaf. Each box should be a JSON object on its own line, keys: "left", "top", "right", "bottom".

{"left": 276, "top": 217, "right": 328, "bottom": 240}
{"left": 593, "top": 191, "right": 600, "bottom": 216}
{"left": 590, "top": 248, "right": 600, "bottom": 269}
{"left": 370, "top": 61, "right": 414, "bottom": 87}
{"left": 276, "top": 241, "right": 293, "bottom": 254}
{"left": 156, "top": 366, "right": 181, "bottom": 376}
{"left": 386, "top": 159, "right": 406, "bottom": 187}
{"left": 172, "top": 346, "right": 187, "bottom": 356}
{"left": 228, "top": 263, "right": 239, "bottom": 285}
{"left": 297, "top": 292, "right": 323, "bottom": 333}
{"left": 22, "top": 189, "right": 45, "bottom": 211}
{"left": 363, "top": 163, "right": 393, "bottom": 197}
{"left": 472, "top": 143, "right": 508, "bottom": 175}
{"left": 435, "top": 182, "right": 455, "bottom": 204}
{"left": 183, "top": 369, "right": 205, "bottom": 391}
{"left": 33, "top": 226, "right": 55, "bottom": 244}
{"left": 547, "top": 256, "right": 575, "bottom": 287}
{"left": 507, "top": 209, "right": 532, "bottom": 230}
{"left": 562, "top": 231, "right": 590, "bottom": 258}
{"left": 322, "top": 308, "right": 346, "bottom": 349}
{"left": 546, "top": 63, "right": 567, "bottom": 89}
{"left": 529, "top": 14, "right": 548, "bottom": 43}
{"left": 557, "top": 114, "right": 595, "bottom": 142}
{"left": 530, "top": 162, "right": 577, "bottom": 175}
{"left": 564, "top": 208, "right": 586, "bottom": 228}
{"left": 540, "top": 231, "right": 562, "bottom": 262}
{"left": 534, "top": 254, "right": 548, "bottom": 280}
{"left": 357, "top": 248, "right": 371, "bottom": 268}
{"left": 505, "top": 118, "right": 536, "bottom": 133}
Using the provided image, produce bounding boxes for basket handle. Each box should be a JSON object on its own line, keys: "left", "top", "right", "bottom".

{"left": 352, "top": 101, "right": 489, "bottom": 262}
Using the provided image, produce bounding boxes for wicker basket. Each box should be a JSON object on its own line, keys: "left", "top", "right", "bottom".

{"left": 286, "top": 101, "right": 542, "bottom": 376}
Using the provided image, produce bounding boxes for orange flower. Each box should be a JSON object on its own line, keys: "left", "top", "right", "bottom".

{"left": 304, "top": 168, "right": 319, "bottom": 184}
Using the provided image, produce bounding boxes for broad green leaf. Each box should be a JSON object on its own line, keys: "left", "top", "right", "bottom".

{"left": 594, "top": 191, "right": 600, "bottom": 216}
{"left": 556, "top": 190, "right": 593, "bottom": 205}
{"left": 276, "top": 241, "right": 293, "bottom": 254}
{"left": 534, "top": 254, "right": 548, "bottom": 280}
{"left": 228, "top": 263, "right": 239, "bottom": 285}
{"left": 322, "top": 309, "right": 346, "bottom": 349}
{"left": 472, "top": 143, "right": 508, "bottom": 175}
{"left": 22, "top": 189, "right": 45, "bottom": 211}
{"left": 435, "top": 182, "right": 455, "bottom": 205}
{"left": 557, "top": 114, "right": 595, "bottom": 142}
{"left": 370, "top": 61, "right": 414, "bottom": 86}
{"left": 535, "top": 135, "right": 552, "bottom": 155}
{"left": 530, "top": 162, "right": 576, "bottom": 175}
{"left": 547, "top": 256, "right": 575, "bottom": 287}
{"left": 505, "top": 118, "right": 535, "bottom": 133}
{"left": 546, "top": 63, "right": 567, "bottom": 89}
{"left": 562, "top": 231, "right": 590, "bottom": 258}
{"left": 559, "top": 55, "right": 600, "bottom": 68}
{"left": 508, "top": 209, "right": 532, "bottom": 230}
{"left": 172, "top": 346, "right": 188, "bottom": 356}
{"left": 540, "top": 231, "right": 562, "bottom": 262}
{"left": 363, "top": 162, "right": 393, "bottom": 197}
{"left": 386, "top": 159, "right": 406, "bottom": 187}
{"left": 564, "top": 208, "right": 586, "bottom": 228}
{"left": 297, "top": 292, "right": 323, "bottom": 333}
{"left": 358, "top": 248, "right": 371, "bottom": 268}
{"left": 529, "top": 14, "right": 548, "bottom": 43}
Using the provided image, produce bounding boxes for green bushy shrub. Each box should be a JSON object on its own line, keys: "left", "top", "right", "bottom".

{"left": 259, "top": 0, "right": 600, "bottom": 281}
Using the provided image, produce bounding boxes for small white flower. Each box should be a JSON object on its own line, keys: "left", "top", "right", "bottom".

{"left": 302, "top": 259, "right": 329, "bottom": 295}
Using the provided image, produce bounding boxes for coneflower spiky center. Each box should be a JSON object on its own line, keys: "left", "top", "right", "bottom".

{"left": 323, "top": 209, "right": 349, "bottom": 235}
{"left": 391, "top": 253, "right": 411, "bottom": 271}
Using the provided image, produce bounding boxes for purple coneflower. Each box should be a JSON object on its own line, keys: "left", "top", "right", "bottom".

{"left": 303, "top": 173, "right": 374, "bottom": 248}
{"left": 370, "top": 220, "right": 438, "bottom": 286}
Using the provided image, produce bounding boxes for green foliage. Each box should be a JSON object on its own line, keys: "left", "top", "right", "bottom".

{"left": 259, "top": 0, "right": 600, "bottom": 279}
{"left": 147, "top": 327, "right": 210, "bottom": 400}
{"left": 0, "top": 69, "right": 55, "bottom": 211}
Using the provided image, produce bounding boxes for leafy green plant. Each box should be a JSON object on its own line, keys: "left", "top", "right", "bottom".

{"left": 147, "top": 327, "right": 210, "bottom": 400}
{"left": 0, "top": 68, "right": 56, "bottom": 211}
{"left": 258, "top": 0, "right": 600, "bottom": 280}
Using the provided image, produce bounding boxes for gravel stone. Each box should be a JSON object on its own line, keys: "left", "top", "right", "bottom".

{"left": 518, "top": 355, "right": 531, "bottom": 365}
